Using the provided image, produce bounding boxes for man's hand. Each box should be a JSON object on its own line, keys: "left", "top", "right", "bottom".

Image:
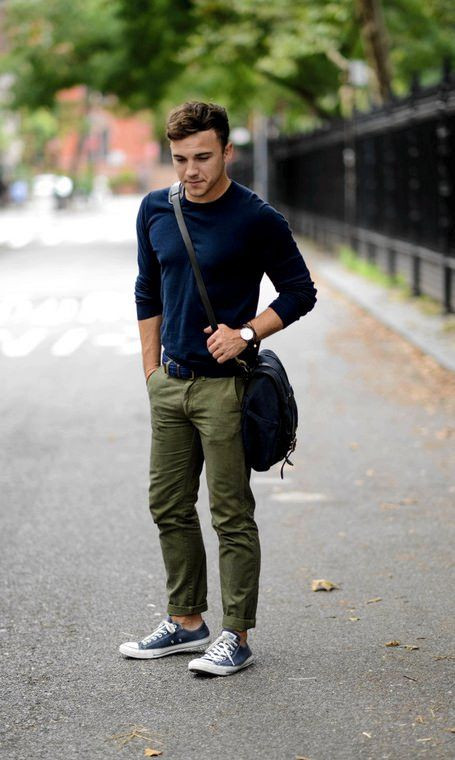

{"left": 204, "top": 323, "right": 246, "bottom": 363}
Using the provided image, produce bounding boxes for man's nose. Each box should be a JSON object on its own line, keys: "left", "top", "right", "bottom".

{"left": 185, "top": 162, "right": 199, "bottom": 177}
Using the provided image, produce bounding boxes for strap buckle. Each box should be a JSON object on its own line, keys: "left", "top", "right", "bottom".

{"left": 168, "top": 180, "right": 184, "bottom": 204}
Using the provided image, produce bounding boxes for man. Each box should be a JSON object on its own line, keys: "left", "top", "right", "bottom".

{"left": 119, "top": 101, "right": 317, "bottom": 676}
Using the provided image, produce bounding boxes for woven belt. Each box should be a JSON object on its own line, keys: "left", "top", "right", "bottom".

{"left": 162, "top": 351, "right": 197, "bottom": 380}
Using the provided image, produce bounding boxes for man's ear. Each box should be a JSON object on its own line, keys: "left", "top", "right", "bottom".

{"left": 224, "top": 142, "right": 234, "bottom": 162}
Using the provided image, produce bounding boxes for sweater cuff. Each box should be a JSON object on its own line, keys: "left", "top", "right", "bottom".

{"left": 136, "top": 303, "right": 163, "bottom": 320}
{"left": 268, "top": 295, "right": 301, "bottom": 328}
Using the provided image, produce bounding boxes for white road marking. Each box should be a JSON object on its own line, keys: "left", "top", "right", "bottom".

{"left": 93, "top": 332, "right": 141, "bottom": 354}
{"left": 32, "top": 297, "right": 61, "bottom": 326}
{"left": 270, "top": 492, "right": 329, "bottom": 503}
{"left": 8, "top": 232, "right": 34, "bottom": 249}
{"left": 0, "top": 328, "right": 48, "bottom": 357}
{"left": 0, "top": 294, "right": 138, "bottom": 357}
{"left": 51, "top": 328, "right": 89, "bottom": 356}
{"left": 1, "top": 298, "right": 33, "bottom": 325}
{"left": 92, "top": 332, "right": 127, "bottom": 347}
{"left": 40, "top": 230, "right": 64, "bottom": 246}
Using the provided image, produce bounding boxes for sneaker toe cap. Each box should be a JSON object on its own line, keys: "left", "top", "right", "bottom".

{"left": 119, "top": 641, "right": 140, "bottom": 655}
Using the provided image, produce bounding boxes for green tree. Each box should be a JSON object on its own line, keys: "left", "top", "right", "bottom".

{"left": 180, "top": 0, "right": 361, "bottom": 120}
{"left": 0, "top": 0, "right": 195, "bottom": 110}
{"left": 104, "top": 0, "right": 197, "bottom": 110}
{"left": 1, "top": 0, "right": 454, "bottom": 128}
{"left": 1, "top": 0, "right": 120, "bottom": 109}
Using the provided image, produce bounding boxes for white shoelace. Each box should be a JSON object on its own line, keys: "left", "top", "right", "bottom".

{"left": 141, "top": 619, "right": 177, "bottom": 644}
{"left": 202, "top": 633, "right": 237, "bottom": 665}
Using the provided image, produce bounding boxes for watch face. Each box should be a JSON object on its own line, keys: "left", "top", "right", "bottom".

{"left": 240, "top": 327, "right": 254, "bottom": 342}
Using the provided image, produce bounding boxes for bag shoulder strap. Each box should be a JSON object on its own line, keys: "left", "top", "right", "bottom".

{"left": 169, "top": 181, "right": 218, "bottom": 332}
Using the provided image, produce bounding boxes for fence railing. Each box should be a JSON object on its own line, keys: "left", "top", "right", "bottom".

{"left": 231, "top": 63, "right": 455, "bottom": 312}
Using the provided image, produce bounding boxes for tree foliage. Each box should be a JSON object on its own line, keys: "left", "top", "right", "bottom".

{"left": 1, "top": 0, "right": 194, "bottom": 110}
{"left": 1, "top": 0, "right": 121, "bottom": 109}
{"left": 1, "top": 0, "right": 454, "bottom": 126}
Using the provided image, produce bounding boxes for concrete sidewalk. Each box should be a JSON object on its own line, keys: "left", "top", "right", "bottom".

{"left": 304, "top": 242, "right": 455, "bottom": 374}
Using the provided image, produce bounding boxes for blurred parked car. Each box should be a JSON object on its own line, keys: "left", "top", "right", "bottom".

{"left": 32, "top": 173, "right": 74, "bottom": 209}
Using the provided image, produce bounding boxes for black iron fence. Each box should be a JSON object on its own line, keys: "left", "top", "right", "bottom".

{"left": 231, "top": 64, "right": 455, "bottom": 312}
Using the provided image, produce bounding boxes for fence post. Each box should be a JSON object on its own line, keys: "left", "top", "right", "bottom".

{"left": 407, "top": 73, "right": 421, "bottom": 297}
{"left": 436, "top": 58, "right": 453, "bottom": 313}
{"left": 343, "top": 113, "right": 356, "bottom": 251}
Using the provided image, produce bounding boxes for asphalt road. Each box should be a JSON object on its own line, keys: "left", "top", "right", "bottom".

{"left": 1, "top": 204, "right": 454, "bottom": 760}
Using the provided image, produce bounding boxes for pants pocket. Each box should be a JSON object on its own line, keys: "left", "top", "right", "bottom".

{"left": 147, "top": 365, "right": 163, "bottom": 395}
{"left": 233, "top": 375, "right": 247, "bottom": 406}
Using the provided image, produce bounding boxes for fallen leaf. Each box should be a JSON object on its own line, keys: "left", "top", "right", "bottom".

{"left": 349, "top": 616, "right": 360, "bottom": 621}
{"left": 435, "top": 427, "right": 454, "bottom": 439}
{"left": 312, "top": 579, "right": 339, "bottom": 592}
{"left": 144, "top": 750, "right": 162, "bottom": 757}
{"left": 366, "top": 597, "right": 382, "bottom": 604}
{"left": 415, "top": 716, "right": 425, "bottom": 724}
{"left": 404, "top": 644, "right": 419, "bottom": 651}
{"left": 362, "top": 732, "right": 372, "bottom": 738}
{"left": 385, "top": 640, "right": 400, "bottom": 647}
{"left": 107, "top": 726, "right": 158, "bottom": 749}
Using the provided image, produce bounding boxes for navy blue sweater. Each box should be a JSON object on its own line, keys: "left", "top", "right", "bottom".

{"left": 135, "top": 180, "right": 317, "bottom": 377}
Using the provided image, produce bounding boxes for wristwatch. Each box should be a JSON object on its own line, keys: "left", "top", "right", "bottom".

{"left": 239, "top": 322, "right": 258, "bottom": 347}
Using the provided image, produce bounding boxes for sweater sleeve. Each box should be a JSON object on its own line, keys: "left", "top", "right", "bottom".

{"left": 261, "top": 206, "right": 317, "bottom": 327}
{"left": 134, "top": 195, "right": 163, "bottom": 320}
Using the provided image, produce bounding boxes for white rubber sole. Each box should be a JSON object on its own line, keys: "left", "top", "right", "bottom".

{"left": 188, "top": 654, "right": 254, "bottom": 676}
{"left": 119, "top": 635, "right": 211, "bottom": 659}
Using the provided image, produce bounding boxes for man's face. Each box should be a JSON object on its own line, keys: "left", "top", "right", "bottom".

{"left": 170, "top": 129, "right": 233, "bottom": 202}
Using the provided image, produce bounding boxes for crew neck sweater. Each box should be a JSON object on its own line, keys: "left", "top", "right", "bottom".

{"left": 135, "top": 180, "right": 317, "bottom": 377}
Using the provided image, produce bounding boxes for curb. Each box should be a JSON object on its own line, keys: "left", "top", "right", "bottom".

{"left": 307, "top": 249, "right": 455, "bottom": 374}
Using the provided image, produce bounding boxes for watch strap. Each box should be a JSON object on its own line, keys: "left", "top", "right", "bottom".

{"left": 242, "top": 322, "right": 259, "bottom": 345}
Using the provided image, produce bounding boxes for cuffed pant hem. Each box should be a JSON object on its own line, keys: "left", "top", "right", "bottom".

{"left": 222, "top": 615, "right": 256, "bottom": 631}
{"left": 167, "top": 603, "right": 208, "bottom": 615}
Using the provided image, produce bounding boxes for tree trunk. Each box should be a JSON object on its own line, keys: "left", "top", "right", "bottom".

{"left": 356, "top": 0, "right": 393, "bottom": 102}
{"left": 69, "top": 87, "right": 91, "bottom": 178}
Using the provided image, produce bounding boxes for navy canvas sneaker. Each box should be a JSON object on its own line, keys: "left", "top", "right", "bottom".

{"left": 119, "top": 616, "right": 210, "bottom": 659}
{"left": 188, "top": 630, "right": 254, "bottom": 676}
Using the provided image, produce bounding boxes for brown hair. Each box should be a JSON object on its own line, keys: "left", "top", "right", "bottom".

{"left": 166, "top": 101, "right": 230, "bottom": 149}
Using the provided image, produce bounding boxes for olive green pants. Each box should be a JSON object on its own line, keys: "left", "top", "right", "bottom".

{"left": 147, "top": 365, "right": 260, "bottom": 631}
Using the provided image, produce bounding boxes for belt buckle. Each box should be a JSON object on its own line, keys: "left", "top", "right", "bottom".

{"left": 163, "top": 355, "right": 195, "bottom": 380}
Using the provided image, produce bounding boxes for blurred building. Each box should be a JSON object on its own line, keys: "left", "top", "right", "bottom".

{"left": 46, "top": 85, "right": 172, "bottom": 193}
